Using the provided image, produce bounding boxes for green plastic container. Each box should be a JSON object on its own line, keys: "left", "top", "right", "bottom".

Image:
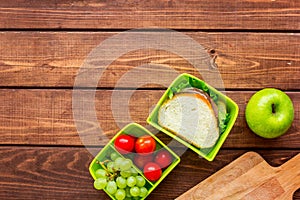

{"left": 89, "top": 123, "right": 181, "bottom": 200}
{"left": 147, "top": 73, "right": 239, "bottom": 161}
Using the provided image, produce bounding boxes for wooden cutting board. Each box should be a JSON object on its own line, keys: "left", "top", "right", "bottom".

{"left": 176, "top": 152, "right": 300, "bottom": 200}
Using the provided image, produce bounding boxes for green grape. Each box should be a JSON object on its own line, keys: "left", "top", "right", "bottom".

{"left": 120, "top": 170, "right": 131, "bottom": 178}
{"left": 116, "top": 176, "right": 127, "bottom": 189}
{"left": 119, "top": 159, "right": 132, "bottom": 171}
{"left": 135, "top": 176, "right": 146, "bottom": 187}
{"left": 130, "top": 167, "right": 138, "bottom": 176}
{"left": 110, "top": 152, "right": 120, "bottom": 161}
{"left": 107, "top": 161, "right": 115, "bottom": 173}
{"left": 114, "top": 157, "right": 124, "bottom": 170}
{"left": 125, "top": 187, "right": 132, "bottom": 198}
{"left": 106, "top": 149, "right": 113, "bottom": 158}
{"left": 130, "top": 186, "right": 140, "bottom": 197}
{"left": 115, "top": 188, "right": 126, "bottom": 200}
{"left": 95, "top": 168, "right": 107, "bottom": 178}
{"left": 126, "top": 176, "right": 137, "bottom": 187}
{"left": 106, "top": 180, "right": 117, "bottom": 195}
{"left": 139, "top": 187, "right": 148, "bottom": 198}
{"left": 93, "top": 178, "right": 107, "bottom": 190}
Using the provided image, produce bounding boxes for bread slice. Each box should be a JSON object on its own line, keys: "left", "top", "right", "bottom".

{"left": 158, "top": 93, "right": 219, "bottom": 148}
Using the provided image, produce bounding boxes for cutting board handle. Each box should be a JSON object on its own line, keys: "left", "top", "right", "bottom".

{"left": 277, "top": 153, "right": 300, "bottom": 194}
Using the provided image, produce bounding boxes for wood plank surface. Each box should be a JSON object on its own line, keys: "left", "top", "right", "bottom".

{"left": 0, "top": 89, "right": 299, "bottom": 148}
{"left": 2, "top": 0, "right": 299, "bottom": 199}
{"left": 177, "top": 152, "right": 300, "bottom": 200}
{"left": 0, "top": 147, "right": 298, "bottom": 199}
{"left": 0, "top": 32, "right": 299, "bottom": 90}
{"left": 0, "top": 0, "right": 299, "bottom": 30}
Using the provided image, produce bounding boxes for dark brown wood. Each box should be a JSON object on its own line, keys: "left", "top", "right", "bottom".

{"left": 0, "top": 0, "right": 299, "bottom": 30}
{"left": 0, "top": 147, "right": 298, "bottom": 199}
{"left": 0, "top": 32, "right": 299, "bottom": 90}
{"left": 0, "top": 89, "right": 299, "bottom": 148}
{"left": 1, "top": 1, "right": 299, "bottom": 199}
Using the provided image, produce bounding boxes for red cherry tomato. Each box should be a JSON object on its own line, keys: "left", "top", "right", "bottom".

{"left": 154, "top": 149, "right": 173, "bottom": 169}
{"left": 143, "top": 162, "right": 162, "bottom": 182}
{"left": 133, "top": 154, "right": 154, "bottom": 169}
{"left": 135, "top": 135, "right": 156, "bottom": 154}
{"left": 114, "top": 134, "right": 135, "bottom": 154}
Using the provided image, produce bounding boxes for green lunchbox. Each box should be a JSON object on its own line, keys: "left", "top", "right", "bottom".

{"left": 147, "top": 73, "right": 239, "bottom": 161}
{"left": 89, "top": 123, "right": 181, "bottom": 200}
{"left": 89, "top": 73, "right": 239, "bottom": 199}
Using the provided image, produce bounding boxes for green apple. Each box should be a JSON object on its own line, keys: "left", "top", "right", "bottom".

{"left": 245, "top": 88, "right": 294, "bottom": 138}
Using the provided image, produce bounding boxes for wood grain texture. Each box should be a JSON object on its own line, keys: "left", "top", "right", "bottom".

{"left": 0, "top": 0, "right": 299, "bottom": 30}
{"left": 0, "top": 89, "right": 299, "bottom": 148}
{"left": 177, "top": 152, "right": 300, "bottom": 200}
{"left": 0, "top": 147, "right": 299, "bottom": 200}
{"left": 0, "top": 32, "right": 299, "bottom": 89}
{"left": 1, "top": 1, "right": 298, "bottom": 200}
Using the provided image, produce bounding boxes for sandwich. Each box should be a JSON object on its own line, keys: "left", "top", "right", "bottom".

{"left": 158, "top": 87, "right": 226, "bottom": 149}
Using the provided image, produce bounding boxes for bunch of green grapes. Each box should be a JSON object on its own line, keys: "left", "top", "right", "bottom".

{"left": 93, "top": 152, "right": 149, "bottom": 200}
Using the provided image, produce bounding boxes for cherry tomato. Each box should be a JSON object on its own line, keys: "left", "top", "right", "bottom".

{"left": 135, "top": 135, "right": 156, "bottom": 154}
{"left": 133, "top": 154, "right": 154, "bottom": 169}
{"left": 114, "top": 134, "right": 135, "bottom": 154}
{"left": 154, "top": 149, "right": 173, "bottom": 169}
{"left": 143, "top": 162, "right": 162, "bottom": 182}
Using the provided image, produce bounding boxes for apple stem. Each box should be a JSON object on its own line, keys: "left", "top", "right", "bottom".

{"left": 272, "top": 103, "right": 276, "bottom": 114}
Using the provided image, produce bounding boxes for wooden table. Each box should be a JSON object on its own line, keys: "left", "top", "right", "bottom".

{"left": 0, "top": 1, "right": 299, "bottom": 199}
